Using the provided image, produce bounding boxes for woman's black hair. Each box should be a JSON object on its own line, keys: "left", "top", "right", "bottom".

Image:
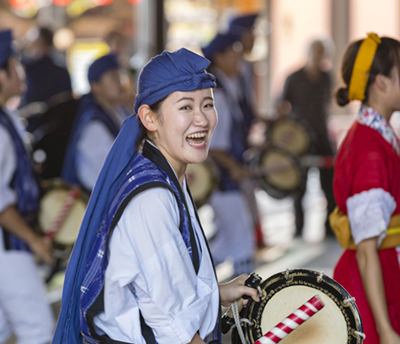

{"left": 335, "top": 37, "right": 400, "bottom": 106}
{"left": 135, "top": 95, "right": 167, "bottom": 150}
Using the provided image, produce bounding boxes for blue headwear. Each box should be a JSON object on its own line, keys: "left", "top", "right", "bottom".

{"left": 134, "top": 48, "right": 216, "bottom": 115}
{"left": 0, "top": 29, "right": 14, "bottom": 67}
{"left": 87, "top": 53, "right": 119, "bottom": 83}
{"left": 53, "top": 48, "right": 216, "bottom": 343}
{"left": 201, "top": 32, "right": 242, "bottom": 61}
{"left": 228, "top": 13, "right": 258, "bottom": 35}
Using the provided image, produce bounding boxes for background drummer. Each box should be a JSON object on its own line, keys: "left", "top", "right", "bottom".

{"left": 61, "top": 54, "right": 128, "bottom": 194}
{"left": 203, "top": 32, "right": 255, "bottom": 277}
{"left": 0, "top": 29, "right": 54, "bottom": 344}
{"left": 278, "top": 39, "right": 336, "bottom": 239}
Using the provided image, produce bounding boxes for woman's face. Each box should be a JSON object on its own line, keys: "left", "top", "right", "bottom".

{"left": 152, "top": 88, "right": 217, "bottom": 172}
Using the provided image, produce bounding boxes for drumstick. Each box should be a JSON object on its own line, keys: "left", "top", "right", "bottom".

{"left": 44, "top": 187, "right": 81, "bottom": 240}
{"left": 254, "top": 295, "right": 324, "bottom": 344}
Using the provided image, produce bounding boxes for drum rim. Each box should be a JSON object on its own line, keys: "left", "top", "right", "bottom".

{"left": 268, "top": 118, "right": 312, "bottom": 156}
{"left": 39, "top": 178, "right": 88, "bottom": 249}
{"left": 250, "top": 147, "right": 307, "bottom": 199}
{"left": 186, "top": 159, "right": 220, "bottom": 208}
{"left": 237, "top": 268, "right": 363, "bottom": 344}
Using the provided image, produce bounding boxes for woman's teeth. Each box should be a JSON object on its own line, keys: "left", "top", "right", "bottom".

{"left": 186, "top": 132, "right": 206, "bottom": 147}
{"left": 187, "top": 132, "right": 206, "bottom": 139}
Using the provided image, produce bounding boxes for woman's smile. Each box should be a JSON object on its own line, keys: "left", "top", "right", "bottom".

{"left": 186, "top": 130, "right": 208, "bottom": 149}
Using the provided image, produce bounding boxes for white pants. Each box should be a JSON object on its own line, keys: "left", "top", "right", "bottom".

{"left": 0, "top": 250, "right": 54, "bottom": 344}
{"left": 209, "top": 190, "right": 254, "bottom": 275}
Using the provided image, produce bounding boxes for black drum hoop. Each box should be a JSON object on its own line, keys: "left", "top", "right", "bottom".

{"left": 232, "top": 269, "right": 364, "bottom": 344}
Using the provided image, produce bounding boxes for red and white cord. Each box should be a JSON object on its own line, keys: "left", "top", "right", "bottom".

{"left": 254, "top": 295, "right": 324, "bottom": 344}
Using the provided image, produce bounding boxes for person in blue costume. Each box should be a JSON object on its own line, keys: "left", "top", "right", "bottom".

{"left": 228, "top": 13, "right": 258, "bottom": 129}
{"left": 62, "top": 53, "right": 128, "bottom": 193}
{"left": 228, "top": 13, "right": 265, "bottom": 247}
{"left": 202, "top": 32, "right": 256, "bottom": 276}
{"left": 53, "top": 48, "right": 259, "bottom": 344}
{"left": 20, "top": 26, "right": 72, "bottom": 108}
{"left": 0, "top": 29, "right": 54, "bottom": 344}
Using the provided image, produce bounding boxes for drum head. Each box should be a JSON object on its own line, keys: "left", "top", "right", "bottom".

{"left": 250, "top": 148, "right": 305, "bottom": 199}
{"left": 270, "top": 119, "right": 310, "bottom": 156}
{"left": 39, "top": 179, "right": 87, "bottom": 246}
{"left": 186, "top": 160, "right": 219, "bottom": 208}
{"left": 234, "top": 269, "right": 364, "bottom": 344}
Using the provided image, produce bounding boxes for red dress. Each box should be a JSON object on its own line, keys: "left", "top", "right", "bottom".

{"left": 333, "top": 121, "right": 400, "bottom": 343}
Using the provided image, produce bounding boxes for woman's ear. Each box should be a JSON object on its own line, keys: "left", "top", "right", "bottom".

{"left": 374, "top": 74, "right": 387, "bottom": 92}
{"left": 138, "top": 104, "right": 158, "bottom": 132}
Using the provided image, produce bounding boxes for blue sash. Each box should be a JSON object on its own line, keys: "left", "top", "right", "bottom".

{"left": 214, "top": 76, "right": 249, "bottom": 192}
{"left": 0, "top": 108, "right": 40, "bottom": 251}
{"left": 80, "top": 142, "right": 220, "bottom": 343}
{"left": 62, "top": 93, "right": 120, "bottom": 190}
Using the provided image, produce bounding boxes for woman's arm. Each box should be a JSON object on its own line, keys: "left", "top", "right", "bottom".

{"left": 356, "top": 237, "right": 400, "bottom": 343}
{"left": 0, "top": 205, "right": 53, "bottom": 265}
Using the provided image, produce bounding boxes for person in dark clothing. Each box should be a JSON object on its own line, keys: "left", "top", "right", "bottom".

{"left": 21, "top": 26, "right": 72, "bottom": 107}
{"left": 280, "top": 40, "right": 336, "bottom": 238}
{"left": 20, "top": 26, "right": 77, "bottom": 180}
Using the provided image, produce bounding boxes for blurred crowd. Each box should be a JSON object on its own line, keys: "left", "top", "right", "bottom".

{"left": 1, "top": 12, "right": 341, "bottom": 344}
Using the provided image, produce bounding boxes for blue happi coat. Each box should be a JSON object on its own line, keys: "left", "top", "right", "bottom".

{"left": 0, "top": 108, "right": 40, "bottom": 251}
{"left": 80, "top": 141, "right": 221, "bottom": 344}
{"left": 62, "top": 93, "right": 120, "bottom": 192}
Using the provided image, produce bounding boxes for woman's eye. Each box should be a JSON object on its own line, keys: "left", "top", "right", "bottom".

{"left": 180, "top": 105, "right": 191, "bottom": 110}
{"left": 204, "top": 103, "right": 214, "bottom": 108}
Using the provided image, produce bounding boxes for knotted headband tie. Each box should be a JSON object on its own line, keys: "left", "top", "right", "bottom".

{"left": 348, "top": 32, "right": 381, "bottom": 101}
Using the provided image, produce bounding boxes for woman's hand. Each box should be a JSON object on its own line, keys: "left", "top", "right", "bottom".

{"left": 29, "top": 234, "right": 54, "bottom": 266}
{"left": 219, "top": 274, "right": 260, "bottom": 308}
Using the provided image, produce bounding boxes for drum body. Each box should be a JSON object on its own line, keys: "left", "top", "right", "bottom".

{"left": 268, "top": 118, "right": 312, "bottom": 156}
{"left": 247, "top": 148, "right": 306, "bottom": 199}
{"left": 186, "top": 159, "right": 219, "bottom": 208}
{"left": 38, "top": 179, "right": 87, "bottom": 253}
{"left": 232, "top": 269, "right": 364, "bottom": 344}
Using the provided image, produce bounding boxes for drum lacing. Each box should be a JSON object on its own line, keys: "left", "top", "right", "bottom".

{"left": 317, "top": 271, "right": 324, "bottom": 283}
{"left": 285, "top": 268, "right": 290, "bottom": 280}
{"left": 231, "top": 301, "right": 250, "bottom": 344}
{"left": 343, "top": 297, "right": 356, "bottom": 304}
{"left": 354, "top": 331, "right": 366, "bottom": 340}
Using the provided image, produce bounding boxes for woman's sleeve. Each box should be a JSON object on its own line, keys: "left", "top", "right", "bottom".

{"left": 346, "top": 150, "right": 396, "bottom": 247}
{"left": 98, "top": 187, "right": 212, "bottom": 344}
{"left": 0, "top": 126, "right": 17, "bottom": 212}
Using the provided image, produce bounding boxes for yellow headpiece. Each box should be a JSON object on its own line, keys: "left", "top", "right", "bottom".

{"left": 348, "top": 32, "right": 381, "bottom": 101}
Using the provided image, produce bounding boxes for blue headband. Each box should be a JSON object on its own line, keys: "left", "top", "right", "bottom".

{"left": 201, "top": 32, "right": 242, "bottom": 61}
{"left": 229, "top": 13, "right": 258, "bottom": 34}
{"left": 133, "top": 48, "right": 216, "bottom": 115}
{"left": 88, "top": 54, "right": 119, "bottom": 83}
{"left": 0, "top": 30, "right": 14, "bottom": 67}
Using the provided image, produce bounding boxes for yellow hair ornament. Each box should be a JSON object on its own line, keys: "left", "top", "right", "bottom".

{"left": 348, "top": 32, "right": 381, "bottom": 101}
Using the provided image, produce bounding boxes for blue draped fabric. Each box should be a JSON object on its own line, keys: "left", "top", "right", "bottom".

{"left": 0, "top": 108, "right": 40, "bottom": 251}
{"left": 53, "top": 48, "right": 219, "bottom": 344}
{"left": 80, "top": 152, "right": 193, "bottom": 343}
{"left": 61, "top": 93, "right": 120, "bottom": 190}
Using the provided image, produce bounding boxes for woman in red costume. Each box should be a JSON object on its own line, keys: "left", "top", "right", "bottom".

{"left": 331, "top": 33, "right": 400, "bottom": 344}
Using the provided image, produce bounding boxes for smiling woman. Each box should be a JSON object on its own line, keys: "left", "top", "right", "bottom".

{"left": 53, "top": 48, "right": 260, "bottom": 344}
